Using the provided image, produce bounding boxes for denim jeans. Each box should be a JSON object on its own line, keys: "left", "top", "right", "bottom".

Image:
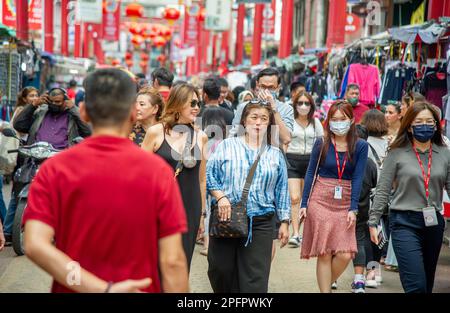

{"left": 390, "top": 210, "right": 445, "bottom": 293}
{"left": 0, "top": 176, "right": 7, "bottom": 224}
{"left": 3, "top": 191, "right": 16, "bottom": 235}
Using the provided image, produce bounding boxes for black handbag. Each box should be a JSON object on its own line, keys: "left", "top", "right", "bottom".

{"left": 209, "top": 145, "right": 264, "bottom": 238}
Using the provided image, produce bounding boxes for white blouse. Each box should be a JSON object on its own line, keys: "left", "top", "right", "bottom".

{"left": 287, "top": 118, "right": 324, "bottom": 155}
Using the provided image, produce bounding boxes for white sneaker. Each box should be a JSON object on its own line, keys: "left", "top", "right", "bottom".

{"left": 375, "top": 275, "right": 383, "bottom": 284}
{"left": 331, "top": 281, "right": 338, "bottom": 290}
{"left": 366, "top": 279, "right": 378, "bottom": 288}
{"left": 288, "top": 236, "right": 301, "bottom": 247}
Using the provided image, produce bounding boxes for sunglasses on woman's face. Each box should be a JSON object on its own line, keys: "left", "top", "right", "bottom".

{"left": 190, "top": 99, "right": 200, "bottom": 108}
{"left": 296, "top": 101, "right": 311, "bottom": 106}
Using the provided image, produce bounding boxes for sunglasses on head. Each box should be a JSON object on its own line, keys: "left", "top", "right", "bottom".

{"left": 190, "top": 99, "right": 200, "bottom": 108}
{"left": 295, "top": 101, "right": 311, "bottom": 106}
{"left": 249, "top": 98, "right": 270, "bottom": 106}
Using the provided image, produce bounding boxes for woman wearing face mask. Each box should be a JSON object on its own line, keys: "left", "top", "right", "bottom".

{"left": 384, "top": 101, "right": 402, "bottom": 145}
{"left": 369, "top": 101, "right": 450, "bottom": 293}
{"left": 286, "top": 92, "right": 323, "bottom": 247}
{"left": 299, "top": 100, "right": 368, "bottom": 293}
{"left": 129, "top": 87, "right": 163, "bottom": 146}
{"left": 142, "top": 83, "right": 208, "bottom": 272}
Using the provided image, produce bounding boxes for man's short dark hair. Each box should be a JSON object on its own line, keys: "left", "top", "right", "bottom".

{"left": 151, "top": 67, "right": 174, "bottom": 88}
{"left": 216, "top": 77, "right": 228, "bottom": 88}
{"left": 83, "top": 69, "right": 137, "bottom": 127}
{"left": 256, "top": 67, "right": 281, "bottom": 85}
{"left": 250, "top": 76, "right": 257, "bottom": 90}
{"left": 346, "top": 83, "right": 360, "bottom": 93}
{"left": 290, "top": 80, "right": 305, "bottom": 94}
{"left": 69, "top": 79, "right": 77, "bottom": 88}
{"left": 203, "top": 78, "right": 221, "bottom": 101}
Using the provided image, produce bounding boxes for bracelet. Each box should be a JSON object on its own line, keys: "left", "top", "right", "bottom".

{"left": 201, "top": 211, "right": 207, "bottom": 217}
{"left": 216, "top": 195, "right": 227, "bottom": 203}
{"left": 104, "top": 281, "right": 113, "bottom": 293}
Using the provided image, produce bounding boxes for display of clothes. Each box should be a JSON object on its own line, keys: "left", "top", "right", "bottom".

{"left": 307, "top": 72, "right": 328, "bottom": 104}
{"left": 0, "top": 105, "right": 13, "bottom": 122}
{"left": 339, "top": 62, "right": 381, "bottom": 107}
{"left": 421, "top": 65, "right": 447, "bottom": 110}
{"left": 379, "top": 64, "right": 416, "bottom": 105}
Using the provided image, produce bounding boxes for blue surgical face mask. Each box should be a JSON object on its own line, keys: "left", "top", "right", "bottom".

{"left": 412, "top": 124, "right": 435, "bottom": 143}
{"left": 329, "top": 120, "right": 351, "bottom": 136}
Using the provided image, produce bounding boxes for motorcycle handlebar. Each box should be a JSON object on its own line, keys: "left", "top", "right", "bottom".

{"left": 7, "top": 149, "right": 19, "bottom": 154}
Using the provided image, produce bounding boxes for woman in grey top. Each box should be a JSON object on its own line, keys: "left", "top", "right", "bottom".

{"left": 369, "top": 101, "right": 450, "bottom": 293}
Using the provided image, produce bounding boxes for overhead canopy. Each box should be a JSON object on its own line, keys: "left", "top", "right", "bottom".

{"left": 389, "top": 22, "right": 447, "bottom": 44}
{"left": 0, "top": 23, "right": 16, "bottom": 38}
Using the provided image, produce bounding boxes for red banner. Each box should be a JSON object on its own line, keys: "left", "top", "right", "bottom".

{"left": 183, "top": 4, "right": 200, "bottom": 47}
{"left": 262, "top": 0, "right": 276, "bottom": 35}
{"left": 2, "top": 0, "right": 42, "bottom": 30}
{"left": 102, "top": 0, "right": 121, "bottom": 41}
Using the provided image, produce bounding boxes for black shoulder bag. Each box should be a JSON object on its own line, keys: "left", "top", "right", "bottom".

{"left": 209, "top": 145, "right": 265, "bottom": 238}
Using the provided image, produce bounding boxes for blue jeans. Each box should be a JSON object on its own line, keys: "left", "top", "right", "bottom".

{"left": 390, "top": 210, "right": 445, "bottom": 293}
{"left": 3, "top": 191, "right": 16, "bottom": 235}
{"left": 0, "top": 176, "right": 7, "bottom": 224}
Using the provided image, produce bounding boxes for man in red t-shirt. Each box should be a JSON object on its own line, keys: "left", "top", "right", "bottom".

{"left": 151, "top": 67, "right": 173, "bottom": 103}
{"left": 345, "top": 84, "right": 369, "bottom": 124}
{"left": 23, "top": 69, "right": 189, "bottom": 293}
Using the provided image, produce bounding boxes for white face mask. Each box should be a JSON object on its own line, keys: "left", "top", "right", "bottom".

{"left": 329, "top": 120, "right": 351, "bottom": 136}
{"left": 296, "top": 105, "right": 310, "bottom": 116}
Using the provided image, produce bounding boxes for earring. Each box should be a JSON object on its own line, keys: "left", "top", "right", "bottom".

{"left": 175, "top": 112, "right": 180, "bottom": 121}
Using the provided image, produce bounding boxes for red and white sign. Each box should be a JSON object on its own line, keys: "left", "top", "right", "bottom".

{"left": 102, "top": 0, "right": 121, "bottom": 41}
{"left": 344, "top": 13, "right": 361, "bottom": 33}
{"left": 262, "top": 0, "right": 275, "bottom": 35}
{"left": 2, "top": 0, "right": 42, "bottom": 30}
{"left": 183, "top": 4, "right": 200, "bottom": 47}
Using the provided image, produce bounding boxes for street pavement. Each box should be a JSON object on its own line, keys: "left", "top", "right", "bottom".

{"left": 1, "top": 181, "right": 449, "bottom": 293}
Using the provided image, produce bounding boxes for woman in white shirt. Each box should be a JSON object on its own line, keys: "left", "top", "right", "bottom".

{"left": 286, "top": 92, "right": 323, "bottom": 247}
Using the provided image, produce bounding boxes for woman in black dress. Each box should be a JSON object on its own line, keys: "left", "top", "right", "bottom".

{"left": 142, "top": 83, "right": 207, "bottom": 271}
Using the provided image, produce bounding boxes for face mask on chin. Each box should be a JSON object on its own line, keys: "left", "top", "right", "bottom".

{"left": 48, "top": 103, "right": 65, "bottom": 114}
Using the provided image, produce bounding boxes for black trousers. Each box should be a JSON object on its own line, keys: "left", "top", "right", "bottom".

{"left": 390, "top": 210, "right": 445, "bottom": 293}
{"left": 207, "top": 215, "right": 275, "bottom": 293}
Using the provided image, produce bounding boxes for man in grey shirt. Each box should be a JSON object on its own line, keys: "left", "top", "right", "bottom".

{"left": 229, "top": 68, "right": 293, "bottom": 149}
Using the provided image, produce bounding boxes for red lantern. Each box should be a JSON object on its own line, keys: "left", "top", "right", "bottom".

{"left": 162, "top": 7, "right": 180, "bottom": 25}
{"left": 157, "top": 54, "right": 166, "bottom": 63}
{"left": 198, "top": 8, "right": 206, "bottom": 22}
{"left": 131, "top": 35, "right": 144, "bottom": 46}
{"left": 140, "top": 53, "right": 150, "bottom": 62}
{"left": 125, "top": 2, "right": 144, "bottom": 19}
{"left": 125, "top": 59, "right": 134, "bottom": 68}
{"left": 152, "top": 36, "right": 167, "bottom": 48}
{"left": 173, "top": 38, "right": 182, "bottom": 48}
{"left": 140, "top": 60, "right": 148, "bottom": 68}
{"left": 111, "top": 59, "right": 121, "bottom": 66}
{"left": 125, "top": 51, "right": 133, "bottom": 60}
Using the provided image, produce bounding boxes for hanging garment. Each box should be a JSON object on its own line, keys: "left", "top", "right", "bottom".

{"left": 422, "top": 67, "right": 447, "bottom": 110}
{"left": 346, "top": 63, "right": 381, "bottom": 106}
{"left": 379, "top": 66, "right": 416, "bottom": 105}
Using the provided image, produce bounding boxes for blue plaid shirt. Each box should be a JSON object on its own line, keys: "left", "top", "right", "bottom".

{"left": 206, "top": 137, "right": 291, "bottom": 245}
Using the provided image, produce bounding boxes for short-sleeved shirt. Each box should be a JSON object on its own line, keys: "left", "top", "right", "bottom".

{"left": 23, "top": 136, "right": 187, "bottom": 293}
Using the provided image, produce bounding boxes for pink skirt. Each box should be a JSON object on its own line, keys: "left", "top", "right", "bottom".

{"left": 300, "top": 176, "right": 357, "bottom": 259}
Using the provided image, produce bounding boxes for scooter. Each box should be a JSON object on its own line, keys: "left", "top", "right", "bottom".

{"left": 1, "top": 128, "right": 82, "bottom": 256}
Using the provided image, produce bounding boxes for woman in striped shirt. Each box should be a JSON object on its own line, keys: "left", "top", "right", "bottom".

{"left": 206, "top": 100, "right": 291, "bottom": 293}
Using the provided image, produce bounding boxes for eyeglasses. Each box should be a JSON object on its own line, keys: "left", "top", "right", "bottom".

{"left": 295, "top": 101, "right": 311, "bottom": 107}
{"left": 190, "top": 99, "right": 200, "bottom": 108}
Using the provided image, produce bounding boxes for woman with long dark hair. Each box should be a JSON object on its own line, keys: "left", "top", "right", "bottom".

{"left": 206, "top": 100, "right": 290, "bottom": 292}
{"left": 369, "top": 101, "right": 449, "bottom": 293}
{"left": 299, "top": 100, "right": 368, "bottom": 293}
{"left": 142, "top": 83, "right": 208, "bottom": 271}
{"left": 286, "top": 91, "right": 323, "bottom": 247}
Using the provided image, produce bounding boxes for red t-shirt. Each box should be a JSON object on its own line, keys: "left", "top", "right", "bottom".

{"left": 353, "top": 103, "right": 370, "bottom": 124}
{"left": 159, "top": 90, "right": 170, "bottom": 103}
{"left": 67, "top": 89, "right": 76, "bottom": 100}
{"left": 23, "top": 136, "right": 187, "bottom": 293}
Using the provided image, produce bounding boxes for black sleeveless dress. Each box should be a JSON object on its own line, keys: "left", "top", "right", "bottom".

{"left": 155, "top": 129, "right": 202, "bottom": 271}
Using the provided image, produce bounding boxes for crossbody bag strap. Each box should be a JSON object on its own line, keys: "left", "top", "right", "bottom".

{"left": 174, "top": 128, "right": 194, "bottom": 178}
{"left": 368, "top": 143, "right": 382, "bottom": 167}
{"left": 239, "top": 144, "right": 266, "bottom": 207}
{"left": 307, "top": 140, "right": 323, "bottom": 206}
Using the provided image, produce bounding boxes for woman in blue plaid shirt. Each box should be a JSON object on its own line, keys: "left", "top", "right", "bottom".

{"left": 206, "top": 100, "right": 291, "bottom": 293}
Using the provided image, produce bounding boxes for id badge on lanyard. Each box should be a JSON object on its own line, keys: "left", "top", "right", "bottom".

{"left": 333, "top": 141, "right": 347, "bottom": 200}
{"left": 413, "top": 145, "right": 438, "bottom": 227}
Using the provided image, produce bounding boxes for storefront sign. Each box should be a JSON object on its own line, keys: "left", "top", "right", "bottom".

{"left": 183, "top": 4, "right": 199, "bottom": 46}
{"left": 236, "top": 0, "right": 272, "bottom": 3}
{"left": 102, "top": 0, "right": 121, "bottom": 41}
{"left": 76, "top": 0, "right": 103, "bottom": 23}
{"left": 2, "top": 0, "right": 42, "bottom": 30}
{"left": 262, "top": 1, "right": 276, "bottom": 36}
{"left": 344, "top": 13, "right": 361, "bottom": 33}
{"left": 205, "top": 0, "right": 231, "bottom": 31}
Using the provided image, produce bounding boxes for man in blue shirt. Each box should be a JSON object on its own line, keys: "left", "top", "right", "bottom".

{"left": 230, "top": 68, "right": 293, "bottom": 150}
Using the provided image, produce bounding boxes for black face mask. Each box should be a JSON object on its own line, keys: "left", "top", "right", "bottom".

{"left": 48, "top": 103, "right": 65, "bottom": 114}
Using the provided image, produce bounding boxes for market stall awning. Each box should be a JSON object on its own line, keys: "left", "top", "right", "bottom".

{"left": 0, "top": 23, "right": 16, "bottom": 38}
{"left": 389, "top": 22, "right": 447, "bottom": 44}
